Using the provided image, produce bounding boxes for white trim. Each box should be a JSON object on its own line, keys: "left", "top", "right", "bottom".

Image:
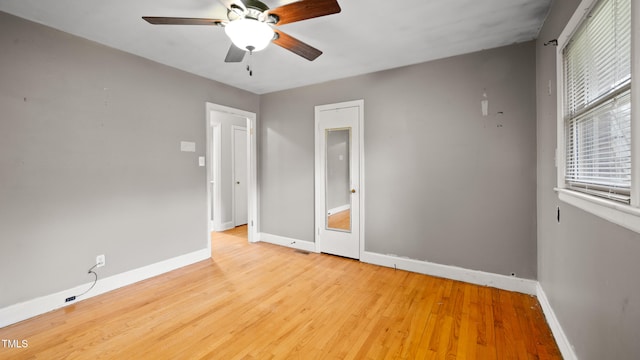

{"left": 259, "top": 233, "right": 318, "bottom": 253}
{"left": 555, "top": 37, "right": 566, "bottom": 189}
{"left": 327, "top": 204, "right": 350, "bottom": 215}
{"left": 0, "top": 249, "right": 209, "bottom": 328}
{"left": 360, "top": 251, "right": 538, "bottom": 295}
{"left": 536, "top": 283, "right": 578, "bottom": 360}
{"left": 631, "top": 0, "right": 640, "bottom": 207}
{"left": 248, "top": 114, "right": 259, "bottom": 243}
{"left": 359, "top": 101, "right": 365, "bottom": 261}
{"left": 557, "top": 188, "right": 640, "bottom": 233}
{"left": 207, "top": 122, "right": 222, "bottom": 235}
{"left": 314, "top": 109, "right": 321, "bottom": 253}
{"left": 205, "top": 103, "right": 258, "bottom": 243}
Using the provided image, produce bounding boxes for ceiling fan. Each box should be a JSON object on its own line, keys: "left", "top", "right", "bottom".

{"left": 142, "top": 0, "right": 341, "bottom": 63}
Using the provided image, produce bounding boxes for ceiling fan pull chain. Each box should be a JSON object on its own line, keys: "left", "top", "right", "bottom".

{"left": 246, "top": 48, "right": 254, "bottom": 76}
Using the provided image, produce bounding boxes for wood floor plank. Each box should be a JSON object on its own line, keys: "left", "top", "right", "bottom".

{"left": 0, "top": 226, "right": 561, "bottom": 359}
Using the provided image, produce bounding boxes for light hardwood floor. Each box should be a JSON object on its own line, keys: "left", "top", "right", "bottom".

{"left": 0, "top": 226, "right": 561, "bottom": 359}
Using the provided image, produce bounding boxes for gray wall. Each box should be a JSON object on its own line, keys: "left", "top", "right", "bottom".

{"left": 536, "top": 1, "right": 640, "bottom": 358}
{"left": 260, "top": 42, "right": 538, "bottom": 278}
{"left": 0, "top": 12, "right": 259, "bottom": 308}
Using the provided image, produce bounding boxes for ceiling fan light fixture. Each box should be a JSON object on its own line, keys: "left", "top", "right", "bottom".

{"left": 225, "top": 19, "right": 274, "bottom": 52}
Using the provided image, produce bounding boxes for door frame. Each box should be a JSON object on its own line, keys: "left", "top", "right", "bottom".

{"left": 206, "top": 103, "right": 258, "bottom": 249}
{"left": 314, "top": 99, "right": 365, "bottom": 258}
{"left": 231, "top": 124, "right": 248, "bottom": 227}
{"left": 209, "top": 122, "right": 222, "bottom": 232}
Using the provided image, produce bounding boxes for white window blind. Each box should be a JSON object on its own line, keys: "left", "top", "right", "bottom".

{"left": 563, "top": 0, "right": 632, "bottom": 203}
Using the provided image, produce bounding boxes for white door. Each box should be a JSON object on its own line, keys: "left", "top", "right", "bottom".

{"left": 315, "top": 100, "right": 363, "bottom": 259}
{"left": 233, "top": 126, "right": 248, "bottom": 226}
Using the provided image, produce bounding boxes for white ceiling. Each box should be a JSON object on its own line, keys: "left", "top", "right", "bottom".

{"left": 0, "top": 0, "right": 551, "bottom": 94}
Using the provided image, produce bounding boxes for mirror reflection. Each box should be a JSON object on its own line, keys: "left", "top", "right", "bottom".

{"left": 325, "top": 128, "right": 351, "bottom": 232}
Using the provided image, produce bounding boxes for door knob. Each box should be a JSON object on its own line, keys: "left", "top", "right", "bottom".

{"left": 351, "top": 189, "right": 356, "bottom": 193}
{"left": 237, "top": 181, "right": 240, "bottom": 184}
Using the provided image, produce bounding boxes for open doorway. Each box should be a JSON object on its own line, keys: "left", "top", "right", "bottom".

{"left": 206, "top": 103, "right": 258, "bottom": 255}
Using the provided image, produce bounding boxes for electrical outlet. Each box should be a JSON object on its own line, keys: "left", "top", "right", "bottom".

{"left": 96, "top": 254, "right": 105, "bottom": 268}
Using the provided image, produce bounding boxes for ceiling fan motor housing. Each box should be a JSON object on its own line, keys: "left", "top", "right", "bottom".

{"left": 228, "top": 0, "right": 279, "bottom": 23}
{"left": 243, "top": 0, "right": 269, "bottom": 12}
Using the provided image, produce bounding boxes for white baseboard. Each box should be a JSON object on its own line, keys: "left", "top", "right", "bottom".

{"left": 259, "top": 233, "right": 317, "bottom": 253}
{"left": 214, "top": 221, "right": 234, "bottom": 232}
{"left": 360, "top": 251, "right": 538, "bottom": 295}
{"left": 0, "top": 248, "right": 210, "bottom": 328}
{"left": 327, "top": 204, "right": 350, "bottom": 215}
{"left": 536, "top": 283, "right": 577, "bottom": 360}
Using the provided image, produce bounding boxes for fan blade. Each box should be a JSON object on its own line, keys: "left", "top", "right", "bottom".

{"left": 273, "top": 29, "right": 322, "bottom": 61}
{"left": 142, "top": 17, "right": 224, "bottom": 25}
{"left": 225, "top": 44, "right": 247, "bottom": 63}
{"left": 268, "top": 0, "right": 341, "bottom": 26}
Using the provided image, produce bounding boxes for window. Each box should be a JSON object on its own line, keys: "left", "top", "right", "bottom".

{"left": 557, "top": 0, "right": 639, "bottom": 232}
{"left": 563, "top": 0, "right": 631, "bottom": 202}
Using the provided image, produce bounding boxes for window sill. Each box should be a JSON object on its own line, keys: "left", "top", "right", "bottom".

{"left": 555, "top": 188, "right": 640, "bottom": 234}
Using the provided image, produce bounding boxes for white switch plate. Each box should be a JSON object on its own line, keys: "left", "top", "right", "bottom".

{"left": 198, "top": 156, "right": 205, "bottom": 167}
{"left": 180, "top": 141, "right": 196, "bottom": 152}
